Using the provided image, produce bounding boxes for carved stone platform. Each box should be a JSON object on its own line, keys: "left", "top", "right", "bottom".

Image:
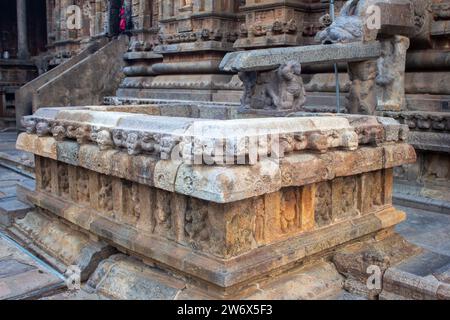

{"left": 15, "top": 105, "right": 416, "bottom": 297}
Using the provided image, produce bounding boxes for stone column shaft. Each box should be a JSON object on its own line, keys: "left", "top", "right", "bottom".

{"left": 17, "top": 0, "right": 29, "bottom": 59}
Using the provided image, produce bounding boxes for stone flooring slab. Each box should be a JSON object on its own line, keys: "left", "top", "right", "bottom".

{"left": 0, "top": 155, "right": 35, "bottom": 228}
{"left": 0, "top": 132, "right": 34, "bottom": 174}
{"left": 373, "top": 206, "right": 450, "bottom": 300}
{"left": 0, "top": 233, "right": 64, "bottom": 300}
{"left": 396, "top": 205, "right": 450, "bottom": 257}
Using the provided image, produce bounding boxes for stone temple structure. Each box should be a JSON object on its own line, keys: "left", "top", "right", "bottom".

{"left": 0, "top": 0, "right": 450, "bottom": 300}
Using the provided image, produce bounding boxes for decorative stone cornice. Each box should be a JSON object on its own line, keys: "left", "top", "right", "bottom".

{"left": 20, "top": 107, "right": 408, "bottom": 166}
{"left": 382, "top": 111, "right": 450, "bottom": 132}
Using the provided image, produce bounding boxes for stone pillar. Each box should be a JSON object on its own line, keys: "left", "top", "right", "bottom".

{"left": 376, "top": 35, "right": 410, "bottom": 111}
{"left": 16, "top": 0, "right": 29, "bottom": 60}
{"left": 347, "top": 61, "right": 377, "bottom": 115}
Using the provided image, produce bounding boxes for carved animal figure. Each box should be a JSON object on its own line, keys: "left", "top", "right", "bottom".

{"left": 315, "top": 0, "right": 366, "bottom": 44}
{"left": 316, "top": 0, "right": 431, "bottom": 44}
{"left": 266, "top": 62, "right": 306, "bottom": 111}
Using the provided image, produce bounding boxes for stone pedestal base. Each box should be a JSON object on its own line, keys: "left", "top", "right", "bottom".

{"left": 15, "top": 107, "right": 416, "bottom": 297}
{"left": 16, "top": 174, "right": 407, "bottom": 291}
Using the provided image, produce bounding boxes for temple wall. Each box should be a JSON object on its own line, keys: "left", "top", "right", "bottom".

{"left": 45, "top": 0, "right": 112, "bottom": 67}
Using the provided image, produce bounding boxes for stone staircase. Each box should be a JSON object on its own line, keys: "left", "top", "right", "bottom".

{"left": 15, "top": 36, "right": 128, "bottom": 130}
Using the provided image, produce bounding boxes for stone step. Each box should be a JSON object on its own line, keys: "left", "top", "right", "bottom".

{"left": 84, "top": 254, "right": 345, "bottom": 300}
{"left": 381, "top": 267, "right": 450, "bottom": 300}
{"left": 0, "top": 198, "right": 32, "bottom": 227}
{"left": 7, "top": 210, "right": 117, "bottom": 282}
{"left": 394, "top": 189, "right": 450, "bottom": 215}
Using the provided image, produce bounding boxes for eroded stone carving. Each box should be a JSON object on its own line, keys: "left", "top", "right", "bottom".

{"left": 77, "top": 169, "right": 90, "bottom": 204}
{"left": 96, "top": 130, "right": 114, "bottom": 151}
{"left": 315, "top": 181, "right": 332, "bottom": 227}
{"left": 58, "top": 163, "right": 69, "bottom": 196}
{"left": 36, "top": 121, "right": 50, "bottom": 136}
{"left": 315, "top": 0, "right": 366, "bottom": 44}
{"left": 383, "top": 111, "right": 450, "bottom": 132}
{"left": 239, "top": 61, "right": 306, "bottom": 112}
{"left": 21, "top": 117, "right": 36, "bottom": 134}
{"left": 125, "top": 132, "right": 141, "bottom": 156}
{"left": 280, "top": 188, "right": 301, "bottom": 234}
{"left": 98, "top": 174, "right": 113, "bottom": 213}
{"left": 185, "top": 198, "right": 210, "bottom": 249}
{"left": 51, "top": 124, "right": 66, "bottom": 141}
{"left": 154, "top": 190, "right": 172, "bottom": 235}
{"left": 376, "top": 36, "right": 410, "bottom": 111}
{"left": 40, "top": 158, "right": 51, "bottom": 192}
{"left": 347, "top": 60, "right": 377, "bottom": 115}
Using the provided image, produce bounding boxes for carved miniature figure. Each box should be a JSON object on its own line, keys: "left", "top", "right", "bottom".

{"left": 51, "top": 124, "right": 66, "bottom": 141}
{"left": 112, "top": 129, "right": 128, "bottom": 149}
{"left": 125, "top": 132, "right": 141, "bottom": 155}
{"left": 238, "top": 61, "right": 306, "bottom": 112}
{"left": 266, "top": 62, "right": 306, "bottom": 111}
{"left": 96, "top": 130, "right": 114, "bottom": 151}
{"left": 36, "top": 121, "right": 50, "bottom": 136}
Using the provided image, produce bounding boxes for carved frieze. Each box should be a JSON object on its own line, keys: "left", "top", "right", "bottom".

{"left": 382, "top": 111, "right": 450, "bottom": 133}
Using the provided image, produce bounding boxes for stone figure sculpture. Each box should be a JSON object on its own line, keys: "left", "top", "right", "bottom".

{"left": 267, "top": 62, "right": 306, "bottom": 111}
{"left": 347, "top": 60, "right": 378, "bottom": 114}
{"left": 239, "top": 61, "right": 306, "bottom": 112}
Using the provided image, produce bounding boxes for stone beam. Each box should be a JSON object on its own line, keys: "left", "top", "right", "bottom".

{"left": 220, "top": 41, "right": 381, "bottom": 72}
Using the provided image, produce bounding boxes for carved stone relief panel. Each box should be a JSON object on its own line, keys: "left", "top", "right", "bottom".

{"left": 224, "top": 198, "right": 257, "bottom": 258}
{"left": 185, "top": 197, "right": 210, "bottom": 250}
{"left": 122, "top": 180, "right": 141, "bottom": 225}
{"left": 422, "top": 152, "right": 450, "bottom": 187}
{"left": 280, "top": 187, "right": 302, "bottom": 234}
{"left": 314, "top": 181, "right": 332, "bottom": 227}
{"left": 57, "top": 162, "right": 70, "bottom": 197}
{"left": 77, "top": 168, "right": 91, "bottom": 205}
{"left": 359, "top": 170, "right": 383, "bottom": 214}
{"left": 154, "top": 189, "right": 174, "bottom": 239}
{"left": 98, "top": 174, "right": 113, "bottom": 214}
{"left": 331, "top": 176, "right": 359, "bottom": 221}
{"left": 256, "top": 186, "right": 314, "bottom": 246}
{"left": 39, "top": 157, "right": 52, "bottom": 192}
